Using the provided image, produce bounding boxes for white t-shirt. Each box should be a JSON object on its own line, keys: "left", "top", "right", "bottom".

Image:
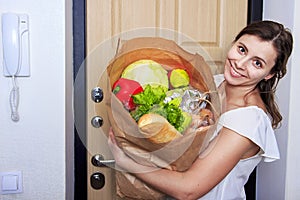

{"left": 199, "top": 75, "right": 280, "bottom": 200}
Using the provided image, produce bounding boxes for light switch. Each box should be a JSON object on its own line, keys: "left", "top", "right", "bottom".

{"left": 2, "top": 174, "right": 18, "bottom": 191}
{"left": 0, "top": 171, "right": 23, "bottom": 194}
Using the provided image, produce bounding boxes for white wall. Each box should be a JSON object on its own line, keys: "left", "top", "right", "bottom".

{"left": 0, "top": 0, "right": 73, "bottom": 200}
{"left": 257, "top": 0, "right": 300, "bottom": 199}
{"left": 285, "top": 0, "right": 300, "bottom": 198}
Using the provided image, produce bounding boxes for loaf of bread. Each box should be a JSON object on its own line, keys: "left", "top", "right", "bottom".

{"left": 138, "top": 113, "right": 182, "bottom": 144}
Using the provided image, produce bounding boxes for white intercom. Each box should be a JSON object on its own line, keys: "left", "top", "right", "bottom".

{"left": 2, "top": 13, "right": 30, "bottom": 122}
{"left": 2, "top": 13, "right": 30, "bottom": 77}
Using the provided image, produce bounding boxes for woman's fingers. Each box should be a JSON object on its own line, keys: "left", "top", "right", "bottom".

{"left": 107, "top": 127, "right": 124, "bottom": 160}
{"left": 108, "top": 128, "right": 118, "bottom": 151}
{"left": 108, "top": 127, "right": 116, "bottom": 145}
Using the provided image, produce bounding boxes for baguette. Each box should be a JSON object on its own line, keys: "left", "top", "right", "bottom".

{"left": 138, "top": 113, "right": 182, "bottom": 144}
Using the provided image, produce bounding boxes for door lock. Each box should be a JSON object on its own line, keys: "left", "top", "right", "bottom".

{"left": 91, "top": 116, "right": 103, "bottom": 128}
{"left": 91, "top": 87, "right": 103, "bottom": 103}
{"left": 90, "top": 172, "right": 105, "bottom": 190}
{"left": 91, "top": 154, "right": 115, "bottom": 168}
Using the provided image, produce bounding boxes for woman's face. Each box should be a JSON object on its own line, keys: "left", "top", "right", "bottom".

{"left": 224, "top": 34, "right": 277, "bottom": 88}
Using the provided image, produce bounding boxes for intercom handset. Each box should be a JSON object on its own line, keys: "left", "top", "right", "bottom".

{"left": 1, "top": 13, "right": 30, "bottom": 122}
{"left": 2, "top": 13, "right": 30, "bottom": 77}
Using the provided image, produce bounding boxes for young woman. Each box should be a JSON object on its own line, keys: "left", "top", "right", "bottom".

{"left": 108, "top": 20, "right": 294, "bottom": 200}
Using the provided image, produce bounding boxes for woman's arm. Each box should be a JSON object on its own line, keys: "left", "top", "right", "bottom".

{"left": 108, "top": 127, "right": 257, "bottom": 200}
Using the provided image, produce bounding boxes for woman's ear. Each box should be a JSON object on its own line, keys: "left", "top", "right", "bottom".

{"left": 264, "top": 73, "right": 275, "bottom": 81}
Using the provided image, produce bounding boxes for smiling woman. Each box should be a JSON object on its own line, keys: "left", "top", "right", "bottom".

{"left": 74, "top": 0, "right": 268, "bottom": 199}
{"left": 224, "top": 35, "right": 277, "bottom": 88}
{"left": 229, "top": 21, "right": 293, "bottom": 129}
{"left": 108, "top": 20, "right": 294, "bottom": 200}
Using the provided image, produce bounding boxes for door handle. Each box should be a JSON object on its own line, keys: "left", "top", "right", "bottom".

{"left": 91, "top": 154, "right": 115, "bottom": 167}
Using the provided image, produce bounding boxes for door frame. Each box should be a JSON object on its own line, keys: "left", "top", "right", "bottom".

{"left": 73, "top": 0, "right": 87, "bottom": 199}
{"left": 72, "top": 0, "right": 263, "bottom": 199}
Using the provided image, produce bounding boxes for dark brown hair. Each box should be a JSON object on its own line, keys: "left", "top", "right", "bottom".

{"left": 235, "top": 20, "right": 293, "bottom": 128}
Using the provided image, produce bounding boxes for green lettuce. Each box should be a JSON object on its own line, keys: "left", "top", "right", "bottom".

{"left": 130, "top": 85, "right": 166, "bottom": 121}
{"left": 131, "top": 84, "right": 191, "bottom": 133}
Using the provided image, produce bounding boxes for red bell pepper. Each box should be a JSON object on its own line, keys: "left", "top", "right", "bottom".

{"left": 112, "top": 78, "right": 144, "bottom": 111}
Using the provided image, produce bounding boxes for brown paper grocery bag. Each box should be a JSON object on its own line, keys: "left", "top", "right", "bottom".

{"left": 99, "top": 37, "right": 221, "bottom": 199}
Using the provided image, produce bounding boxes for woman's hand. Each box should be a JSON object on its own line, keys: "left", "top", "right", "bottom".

{"left": 107, "top": 128, "right": 131, "bottom": 171}
{"left": 108, "top": 127, "right": 149, "bottom": 173}
{"left": 108, "top": 127, "right": 161, "bottom": 173}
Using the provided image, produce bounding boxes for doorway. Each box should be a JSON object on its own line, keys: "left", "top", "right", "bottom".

{"left": 73, "top": 0, "right": 263, "bottom": 199}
